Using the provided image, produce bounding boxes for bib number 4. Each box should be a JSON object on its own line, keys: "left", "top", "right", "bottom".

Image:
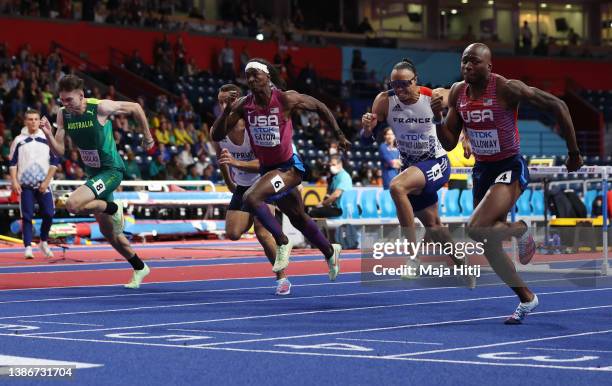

{"left": 495, "top": 171, "right": 512, "bottom": 184}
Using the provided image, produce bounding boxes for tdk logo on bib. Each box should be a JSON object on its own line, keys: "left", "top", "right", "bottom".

{"left": 460, "top": 110, "right": 494, "bottom": 123}
{"left": 470, "top": 131, "right": 494, "bottom": 138}
{"left": 248, "top": 115, "right": 279, "bottom": 126}
{"left": 400, "top": 133, "right": 429, "bottom": 141}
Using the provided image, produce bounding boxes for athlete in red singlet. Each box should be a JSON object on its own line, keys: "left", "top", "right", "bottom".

{"left": 432, "top": 43, "right": 583, "bottom": 324}
{"left": 212, "top": 58, "right": 351, "bottom": 281}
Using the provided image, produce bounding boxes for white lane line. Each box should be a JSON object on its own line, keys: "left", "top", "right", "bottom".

{"left": 527, "top": 347, "right": 612, "bottom": 354}
{"left": 386, "top": 328, "right": 612, "bottom": 358}
{"left": 0, "top": 271, "right": 365, "bottom": 292}
{"left": 0, "top": 258, "right": 361, "bottom": 276}
{"left": 0, "top": 277, "right": 405, "bottom": 305}
{"left": 17, "top": 288, "right": 608, "bottom": 339}
{"left": 192, "top": 303, "right": 612, "bottom": 348}
{"left": 0, "top": 354, "right": 102, "bottom": 369}
{"left": 0, "top": 274, "right": 600, "bottom": 322}
{"left": 336, "top": 338, "right": 443, "bottom": 346}
{"left": 17, "top": 320, "right": 103, "bottom": 327}
{"left": 0, "top": 334, "right": 610, "bottom": 373}
{"left": 0, "top": 284, "right": 499, "bottom": 323}
{"left": 167, "top": 329, "right": 262, "bottom": 336}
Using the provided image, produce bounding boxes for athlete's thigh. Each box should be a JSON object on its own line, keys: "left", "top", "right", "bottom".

{"left": 225, "top": 210, "right": 254, "bottom": 235}
{"left": 85, "top": 169, "right": 123, "bottom": 202}
{"left": 275, "top": 188, "right": 306, "bottom": 218}
{"left": 471, "top": 180, "right": 522, "bottom": 227}
{"left": 69, "top": 184, "right": 97, "bottom": 207}
{"left": 244, "top": 168, "right": 301, "bottom": 201}
{"left": 391, "top": 166, "right": 426, "bottom": 195}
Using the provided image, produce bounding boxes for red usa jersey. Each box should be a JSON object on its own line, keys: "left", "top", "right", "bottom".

{"left": 243, "top": 88, "right": 294, "bottom": 167}
{"left": 456, "top": 73, "right": 520, "bottom": 162}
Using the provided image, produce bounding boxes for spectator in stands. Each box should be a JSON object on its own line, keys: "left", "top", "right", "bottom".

{"left": 297, "top": 62, "right": 319, "bottom": 94}
{"left": 174, "top": 120, "right": 194, "bottom": 146}
{"left": 124, "top": 150, "right": 141, "bottom": 180}
{"left": 351, "top": 49, "right": 367, "bottom": 83}
{"left": 308, "top": 155, "right": 353, "bottom": 218}
{"left": 379, "top": 127, "right": 400, "bottom": 189}
{"left": 568, "top": 28, "right": 580, "bottom": 46}
{"left": 167, "top": 153, "right": 186, "bottom": 179}
{"left": 3, "top": 68, "right": 19, "bottom": 92}
{"left": 154, "top": 116, "right": 174, "bottom": 145}
{"left": 194, "top": 130, "right": 215, "bottom": 159}
{"left": 63, "top": 149, "right": 82, "bottom": 179}
{"left": 8, "top": 89, "right": 27, "bottom": 125}
{"left": 185, "top": 57, "right": 199, "bottom": 76}
{"left": 533, "top": 33, "right": 549, "bottom": 56}
{"left": 149, "top": 152, "right": 167, "bottom": 180}
{"left": 177, "top": 143, "right": 195, "bottom": 168}
{"left": 199, "top": 162, "right": 213, "bottom": 182}
{"left": 357, "top": 17, "right": 374, "bottom": 34}
{"left": 105, "top": 84, "right": 116, "bottom": 100}
{"left": 185, "top": 164, "right": 201, "bottom": 190}
{"left": 239, "top": 46, "right": 250, "bottom": 74}
{"left": 521, "top": 21, "right": 533, "bottom": 53}
{"left": 0, "top": 135, "right": 10, "bottom": 165}
{"left": 126, "top": 49, "right": 144, "bottom": 73}
{"left": 218, "top": 40, "right": 235, "bottom": 80}
{"left": 447, "top": 132, "right": 474, "bottom": 189}
{"left": 157, "top": 143, "right": 171, "bottom": 162}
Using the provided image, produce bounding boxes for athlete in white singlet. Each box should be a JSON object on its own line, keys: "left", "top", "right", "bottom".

{"left": 362, "top": 59, "right": 472, "bottom": 284}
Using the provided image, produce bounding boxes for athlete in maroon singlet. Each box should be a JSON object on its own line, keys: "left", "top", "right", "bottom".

{"left": 212, "top": 58, "right": 351, "bottom": 281}
{"left": 432, "top": 43, "right": 583, "bottom": 324}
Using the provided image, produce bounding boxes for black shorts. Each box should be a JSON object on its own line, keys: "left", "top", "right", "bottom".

{"left": 228, "top": 185, "right": 251, "bottom": 212}
{"left": 473, "top": 155, "right": 530, "bottom": 203}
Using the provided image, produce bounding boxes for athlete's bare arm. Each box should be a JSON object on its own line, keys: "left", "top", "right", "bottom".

{"left": 211, "top": 93, "right": 246, "bottom": 142}
{"left": 283, "top": 91, "right": 351, "bottom": 150}
{"left": 98, "top": 100, "right": 155, "bottom": 150}
{"left": 40, "top": 113, "right": 66, "bottom": 156}
{"left": 212, "top": 141, "right": 236, "bottom": 192}
{"left": 432, "top": 88, "right": 450, "bottom": 108}
{"left": 500, "top": 78, "right": 583, "bottom": 172}
{"left": 218, "top": 148, "right": 260, "bottom": 173}
{"left": 361, "top": 91, "right": 389, "bottom": 138}
{"left": 432, "top": 82, "right": 463, "bottom": 151}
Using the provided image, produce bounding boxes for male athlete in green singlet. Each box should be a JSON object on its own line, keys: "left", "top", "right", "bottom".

{"left": 40, "top": 75, "right": 155, "bottom": 289}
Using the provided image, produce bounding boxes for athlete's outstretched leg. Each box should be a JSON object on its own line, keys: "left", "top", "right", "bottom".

{"left": 97, "top": 213, "right": 150, "bottom": 289}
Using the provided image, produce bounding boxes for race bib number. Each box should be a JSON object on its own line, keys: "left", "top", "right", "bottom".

{"left": 251, "top": 126, "right": 281, "bottom": 147}
{"left": 466, "top": 128, "right": 501, "bottom": 155}
{"left": 426, "top": 162, "right": 443, "bottom": 182}
{"left": 494, "top": 171, "right": 512, "bottom": 184}
{"left": 270, "top": 175, "right": 285, "bottom": 193}
{"left": 79, "top": 149, "right": 101, "bottom": 168}
{"left": 396, "top": 133, "right": 430, "bottom": 156}
{"left": 93, "top": 179, "right": 106, "bottom": 194}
